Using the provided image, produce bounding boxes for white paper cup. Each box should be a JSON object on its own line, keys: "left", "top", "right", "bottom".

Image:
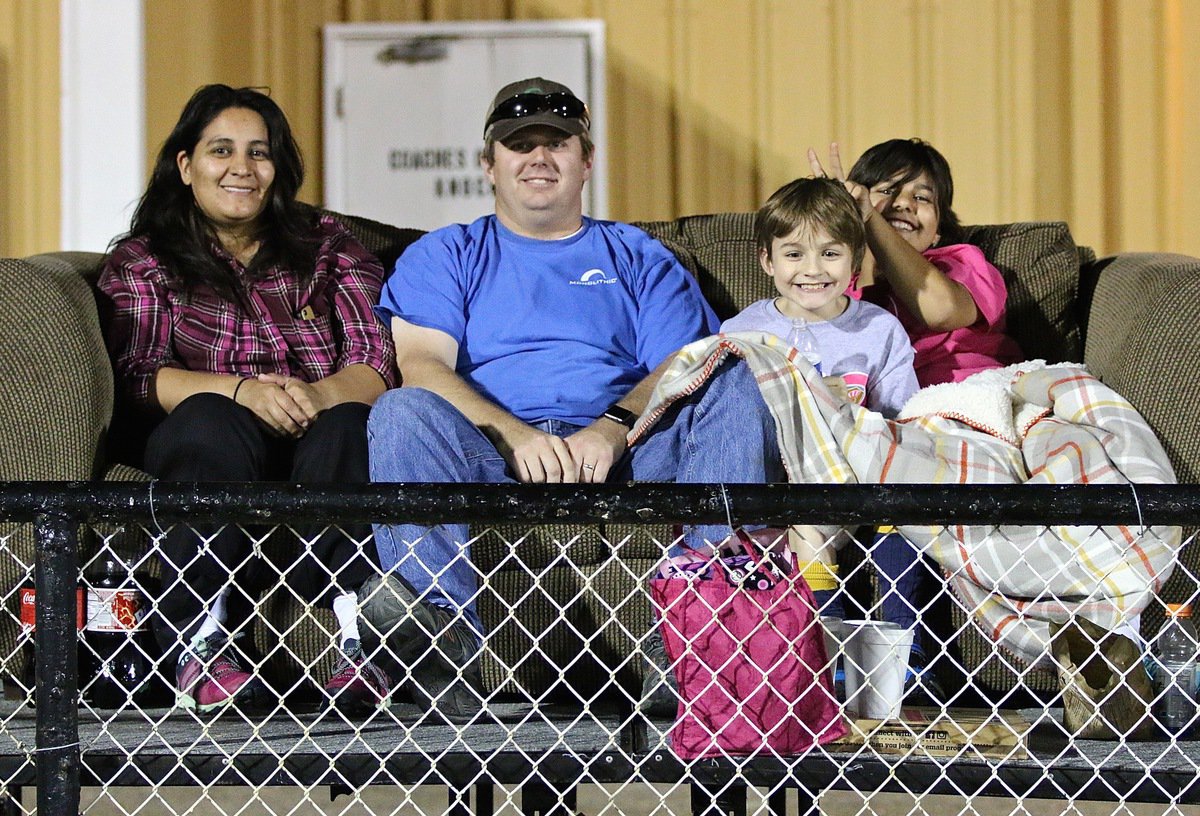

{"left": 841, "top": 621, "right": 914, "bottom": 720}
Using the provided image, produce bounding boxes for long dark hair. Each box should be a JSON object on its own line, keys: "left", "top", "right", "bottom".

{"left": 123, "top": 84, "right": 316, "bottom": 299}
{"left": 847, "top": 138, "right": 962, "bottom": 246}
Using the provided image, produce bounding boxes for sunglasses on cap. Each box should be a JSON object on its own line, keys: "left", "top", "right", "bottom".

{"left": 485, "top": 92, "right": 590, "bottom": 131}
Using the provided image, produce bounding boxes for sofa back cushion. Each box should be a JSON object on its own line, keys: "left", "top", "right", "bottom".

{"left": 959, "top": 222, "right": 1083, "bottom": 364}
{"left": 635, "top": 213, "right": 766, "bottom": 322}
{"left": 636, "top": 214, "right": 1084, "bottom": 364}
{"left": 327, "top": 211, "right": 426, "bottom": 276}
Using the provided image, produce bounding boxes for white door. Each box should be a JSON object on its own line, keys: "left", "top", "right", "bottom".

{"left": 324, "top": 21, "right": 606, "bottom": 232}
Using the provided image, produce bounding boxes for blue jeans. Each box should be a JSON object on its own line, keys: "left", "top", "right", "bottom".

{"left": 368, "top": 359, "right": 783, "bottom": 633}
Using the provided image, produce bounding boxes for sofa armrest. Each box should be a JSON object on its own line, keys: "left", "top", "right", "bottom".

{"left": 1082, "top": 252, "right": 1200, "bottom": 482}
{"left": 0, "top": 252, "right": 111, "bottom": 480}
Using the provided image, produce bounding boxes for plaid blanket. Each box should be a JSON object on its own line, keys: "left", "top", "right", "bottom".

{"left": 632, "top": 332, "right": 1182, "bottom": 665}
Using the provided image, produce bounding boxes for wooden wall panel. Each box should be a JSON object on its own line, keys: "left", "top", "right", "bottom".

{"left": 674, "top": 0, "right": 760, "bottom": 214}
{"left": 514, "top": 0, "right": 591, "bottom": 19}
{"left": 1067, "top": 0, "right": 1105, "bottom": 253}
{"left": 427, "top": 0, "right": 509, "bottom": 20}
{"left": 144, "top": 3, "right": 256, "bottom": 191}
{"left": 756, "top": 0, "right": 837, "bottom": 195}
{"left": 1163, "top": 0, "right": 1200, "bottom": 258}
{"left": 597, "top": 0, "right": 677, "bottom": 220}
{"left": 345, "top": 0, "right": 426, "bottom": 17}
{"left": 0, "top": 1, "right": 60, "bottom": 256}
{"left": 922, "top": 0, "right": 1008, "bottom": 230}
{"left": 1028, "top": 1, "right": 1073, "bottom": 228}
{"left": 1110, "top": 2, "right": 1166, "bottom": 253}
{"left": 839, "top": 1, "right": 921, "bottom": 157}
{"left": 144, "top": 1, "right": 343, "bottom": 206}
{"left": 1, "top": 0, "right": 1193, "bottom": 257}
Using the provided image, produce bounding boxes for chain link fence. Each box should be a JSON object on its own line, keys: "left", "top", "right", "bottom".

{"left": 0, "top": 482, "right": 1197, "bottom": 815}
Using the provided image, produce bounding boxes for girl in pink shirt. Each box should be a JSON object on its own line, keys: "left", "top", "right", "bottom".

{"left": 811, "top": 139, "right": 1022, "bottom": 387}
{"left": 809, "top": 139, "right": 1024, "bottom": 704}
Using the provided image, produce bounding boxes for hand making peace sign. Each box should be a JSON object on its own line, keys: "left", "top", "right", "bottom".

{"left": 807, "top": 142, "right": 876, "bottom": 224}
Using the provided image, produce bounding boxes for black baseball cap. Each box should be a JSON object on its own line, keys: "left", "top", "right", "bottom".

{"left": 483, "top": 77, "right": 590, "bottom": 141}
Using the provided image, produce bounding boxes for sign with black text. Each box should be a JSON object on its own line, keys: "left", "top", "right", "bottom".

{"left": 324, "top": 21, "right": 606, "bottom": 231}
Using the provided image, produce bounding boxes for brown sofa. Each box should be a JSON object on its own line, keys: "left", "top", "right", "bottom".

{"left": 2, "top": 211, "right": 1197, "bottom": 703}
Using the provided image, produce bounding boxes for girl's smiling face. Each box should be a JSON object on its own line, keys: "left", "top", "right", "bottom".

{"left": 869, "top": 170, "right": 941, "bottom": 252}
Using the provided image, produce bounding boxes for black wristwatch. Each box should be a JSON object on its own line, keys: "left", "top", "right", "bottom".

{"left": 601, "top": 403, "right": 638, "bottom": 429}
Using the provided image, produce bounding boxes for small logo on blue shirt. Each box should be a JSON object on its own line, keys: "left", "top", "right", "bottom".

{"left": 570, "top": 268, "right": 618, "bottom": 286}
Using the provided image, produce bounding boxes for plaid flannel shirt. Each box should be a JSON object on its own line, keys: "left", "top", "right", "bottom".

{"left": 98, "top": 214, "right": 396, "bottom": 408}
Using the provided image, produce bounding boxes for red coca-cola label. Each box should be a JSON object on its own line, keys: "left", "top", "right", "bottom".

{"left": 19, "top": 586, "right": 86, "bottom": 632}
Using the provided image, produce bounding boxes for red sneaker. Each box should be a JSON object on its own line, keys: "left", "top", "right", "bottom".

{"left": 323, "top": 639, "right": 392, "bottom": 716}
{"left": 176, "top": 634, "right": 271, "bottom": 715}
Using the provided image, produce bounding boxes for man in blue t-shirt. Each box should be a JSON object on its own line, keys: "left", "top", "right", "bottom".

{"left": 363, "top": 77, "right": 784, "bottom": 720}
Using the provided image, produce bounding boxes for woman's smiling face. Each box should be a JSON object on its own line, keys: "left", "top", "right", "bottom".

{"left": 176, "top": 106, "right": 276, "bottom": 239}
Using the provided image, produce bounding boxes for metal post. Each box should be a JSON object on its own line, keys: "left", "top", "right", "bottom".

{"left": 448, "top": 784, "right": 496, "bottom": 815}
{"left": 448, "top": 787, "right": 470, "bottom": 815}
{"left": 475, "top": 781, "right": 495, "bottom": 813}
{"left": 0, "top": 787, "right": 22, "bottom": 816}
{"left": 34, "top": 511, "right": 80, "bottom": 816}
{"left": 521, "top": 780, "right": 577, "bottom": 815}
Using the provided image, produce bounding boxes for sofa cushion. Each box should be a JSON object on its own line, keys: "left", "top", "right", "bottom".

{"left": 638, "top": 214, "right": 1084, "bottom": 365}
{"left": 960, "top": 222, "right": 1083, "bottom": 364}
{"left": 635, "top": 213, "right": 767, "bottom": 322}
{"left": 326, "top": 210, "right": 425, "bottom": 276}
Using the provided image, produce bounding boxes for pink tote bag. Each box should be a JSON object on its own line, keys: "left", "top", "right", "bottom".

{"left": 649, "top": 534, "right": 847, "bottom": 758}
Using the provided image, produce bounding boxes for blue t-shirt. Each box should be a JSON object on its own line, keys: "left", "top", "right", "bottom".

{"left": 377, "top": 215, "right": 719, "bottom": 425}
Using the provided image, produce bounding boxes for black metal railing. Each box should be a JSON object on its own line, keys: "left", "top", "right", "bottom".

{"left": 2, "top": 481, "right": 1199, "bottom": 816}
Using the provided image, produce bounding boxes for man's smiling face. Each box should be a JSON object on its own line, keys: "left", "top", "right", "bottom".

{"left": 482, "top": 125, "right": 593, "bottom": 239}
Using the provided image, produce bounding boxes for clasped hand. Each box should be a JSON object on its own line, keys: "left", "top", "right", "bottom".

{"left": 237, "top": 373, "right": 327, "bottom": 438}
{"left": 502, "top": 420, "right": 628, "bottom": 484}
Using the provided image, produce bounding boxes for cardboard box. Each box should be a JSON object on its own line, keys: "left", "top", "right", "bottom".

{"left": 831, "top": 707, "right": 1030, "bottom": 760}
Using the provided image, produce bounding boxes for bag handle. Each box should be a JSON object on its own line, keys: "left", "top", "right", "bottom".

{"left": 659, "top": 528, "right": 779, "bottom": 579}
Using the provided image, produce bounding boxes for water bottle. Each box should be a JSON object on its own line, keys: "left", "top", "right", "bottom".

{"left": 1154, "top": 603, "right": 1198, "bottom": 735}
{"left": 79, "top": 551, "right": 170, "bottom": 709}
{"left": 785, "top": 318, "right": 822, "bottom": 374}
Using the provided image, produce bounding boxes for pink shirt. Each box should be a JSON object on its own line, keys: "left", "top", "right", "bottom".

{"left": 850, "top": 243, "right": 1023, "bottom": 387}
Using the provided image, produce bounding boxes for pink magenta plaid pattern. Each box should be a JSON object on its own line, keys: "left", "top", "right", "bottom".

{"left": 99, "top": 214, "right": 396, "bottom": 406}
{"left": 634, "top": 333, "right": 1182, "bottom": 665}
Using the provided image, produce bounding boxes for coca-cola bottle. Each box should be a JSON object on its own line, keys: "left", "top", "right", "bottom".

{"left": 16, "top": 581, "right": 85, "bottom": 701}
{"left": 79, "top": 551, "right": 170, "bottom": 709}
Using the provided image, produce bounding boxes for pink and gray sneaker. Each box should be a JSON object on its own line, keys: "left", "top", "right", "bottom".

{"left": 323, "top": 638, "right": 392, "bottom": 716}
{"left": 176, "top": 633, "right": 271, "bottom": 715}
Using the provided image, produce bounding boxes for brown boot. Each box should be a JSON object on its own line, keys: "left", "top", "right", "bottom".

{"left": 1049, "top": 618, "right": 1153, "bottom": 740}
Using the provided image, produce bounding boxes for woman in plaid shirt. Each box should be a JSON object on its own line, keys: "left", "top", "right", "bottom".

{"left": 98, "top": 84, "right": 396, "bottom": 719}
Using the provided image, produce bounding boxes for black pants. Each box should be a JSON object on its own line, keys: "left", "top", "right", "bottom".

{"left": 144, "top": 393, "right": 378, "bottom": 662}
